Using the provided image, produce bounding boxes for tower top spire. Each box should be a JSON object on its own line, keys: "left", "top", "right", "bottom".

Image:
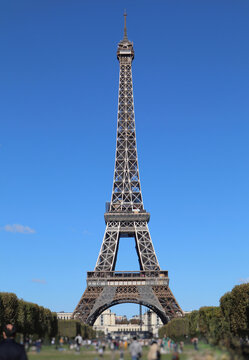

{"left": 123, "top": 10, "right": 128, "bottom": 41}
{"left": 117, "top": 11, "right": 134, "bottom": 60}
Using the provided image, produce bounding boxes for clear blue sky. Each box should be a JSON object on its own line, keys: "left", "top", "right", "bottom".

{"left": 0, "top": 0, "right": 249, "bottom": 318}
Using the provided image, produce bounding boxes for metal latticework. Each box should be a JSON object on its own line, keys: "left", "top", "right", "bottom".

{"left": 110, "top": 54, "right": 142, "bottom": 212}
{"left": 95, "top": 219, "right": 160, "bottom": 272}
{"left": 73, "top": 14, "right": 182, "bottom": 325}
{"left": 94, "top": 26, "right": 159, "bottom": 273}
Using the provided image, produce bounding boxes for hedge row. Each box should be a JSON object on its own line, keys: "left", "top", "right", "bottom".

{"left": 0, "top": 292, "right": 57, "bottom": 339}
{"left": 0, "top": 292, "right": 95, "bottom": 340}
{"left": 159, "top": 284, "right": 249, "bottom": 356}
{"left": 58, "top": 319, "right": 96, "bottom": 339}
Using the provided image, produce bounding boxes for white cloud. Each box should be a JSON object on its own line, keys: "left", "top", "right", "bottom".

{"left": 32, "top": 279, "right": 46, "bottom": 284}
{"left": 4, "top": 224, "right": 36, "bottom": 234}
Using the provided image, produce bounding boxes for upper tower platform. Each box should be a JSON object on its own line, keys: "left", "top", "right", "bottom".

{"left": 117, "top": 12, "right": 134, "bottom": 61}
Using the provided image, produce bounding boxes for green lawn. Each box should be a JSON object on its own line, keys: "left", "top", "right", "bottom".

{"left": 27, "top": 343, "right": 230, "bottom": 360}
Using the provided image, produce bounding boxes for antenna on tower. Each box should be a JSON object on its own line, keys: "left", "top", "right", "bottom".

{"left": 123, "top": 10, "right": 128, "bottom": 40}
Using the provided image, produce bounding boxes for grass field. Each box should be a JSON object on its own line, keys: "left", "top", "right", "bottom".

{"left": 27, "top": 343, "right": 230, "bottom": 360}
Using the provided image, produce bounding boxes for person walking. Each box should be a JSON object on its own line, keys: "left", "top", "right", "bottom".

{"left": 129, "top": 336, "right": 142, "bottom": 360}
{"left": 75, "top": 334, "right": 82, "bottom": 352}
{"left": 147, "top": 340, "right": 160, "bottom": 360}
{"left": 191, "top": 337, "right": 198, "bottom": 351}
{"left": 0, "top": 324, "right": 28, "bottom": 360}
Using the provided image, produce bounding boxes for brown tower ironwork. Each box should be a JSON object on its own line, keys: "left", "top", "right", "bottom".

{"left": 73, "top": 14, "right": 183, "bottom": 325}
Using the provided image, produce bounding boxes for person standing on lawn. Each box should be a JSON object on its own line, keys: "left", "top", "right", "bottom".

{"left": 147, "top": 340, "right": 160, "bottom": 360}
{"left": 129, "top": 336, "right": 142, "bottom": 360}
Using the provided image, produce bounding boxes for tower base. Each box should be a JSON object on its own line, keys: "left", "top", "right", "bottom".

{"left": 73, "top": 271, "right": 183, "bottom": 325}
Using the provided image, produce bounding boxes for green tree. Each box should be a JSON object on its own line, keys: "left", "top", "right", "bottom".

{"left": 188, "top": 310, "right": 199, "bottom": 338}
{"left": 17, "top": 300, "right": 28, "bottom": 336}
{"left": 50, "top": 313, "right": 58, "bottom": 338}
{"left": 0, "top": 292, "right": 19, "bottom": 326}
{"left": 158, "top": 317, "right": 189, "bottom": 341}
{"left": 0, "top": 292, "right": 59, "bottom": 340}
{"left": 220, "top": 291, "right": 233, "bottom": 347}
{"left": 207, "top": 307, "right": 224, "bottom": 345}
{"left": 58, "top": 319, "right": 79, "bottom": 338}
{"left": 0, "top": 294, "right": 4, "bottom": 333}
{"left": 230, "top": 284, "right": 249, "bottom": 338}
{"left": 220, "top": 285, "right": 249, "bottom": 357}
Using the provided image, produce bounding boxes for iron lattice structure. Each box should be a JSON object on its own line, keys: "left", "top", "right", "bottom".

{"left": 73, "top": 14, "right": 183, "bottom": 325}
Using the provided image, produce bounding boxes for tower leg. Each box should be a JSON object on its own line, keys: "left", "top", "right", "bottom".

{"left": 135, "top": 222, "right": 160, "bottom": 270}
{"left": 95, "top": 222, "right": 120, "bottom": 272}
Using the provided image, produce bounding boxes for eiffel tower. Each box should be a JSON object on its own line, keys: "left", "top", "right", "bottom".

{"left": 73, "top": 13, "right": 183, "bottom": 325}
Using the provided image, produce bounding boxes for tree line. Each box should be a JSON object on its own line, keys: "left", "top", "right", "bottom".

{"left": 159, "top": 283, "right": 249, "bottom": 358}
{"left": 0, "top": 292, "right": 95, "bottom": 340}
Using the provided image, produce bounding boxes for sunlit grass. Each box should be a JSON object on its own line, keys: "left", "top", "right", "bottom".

{"left": 27, "top": 343, "right": 229, "bottom": 360}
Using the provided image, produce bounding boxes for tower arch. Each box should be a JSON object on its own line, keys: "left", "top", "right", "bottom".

{"left": 88, "top": 299, "right": 169, "bottom": 326}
